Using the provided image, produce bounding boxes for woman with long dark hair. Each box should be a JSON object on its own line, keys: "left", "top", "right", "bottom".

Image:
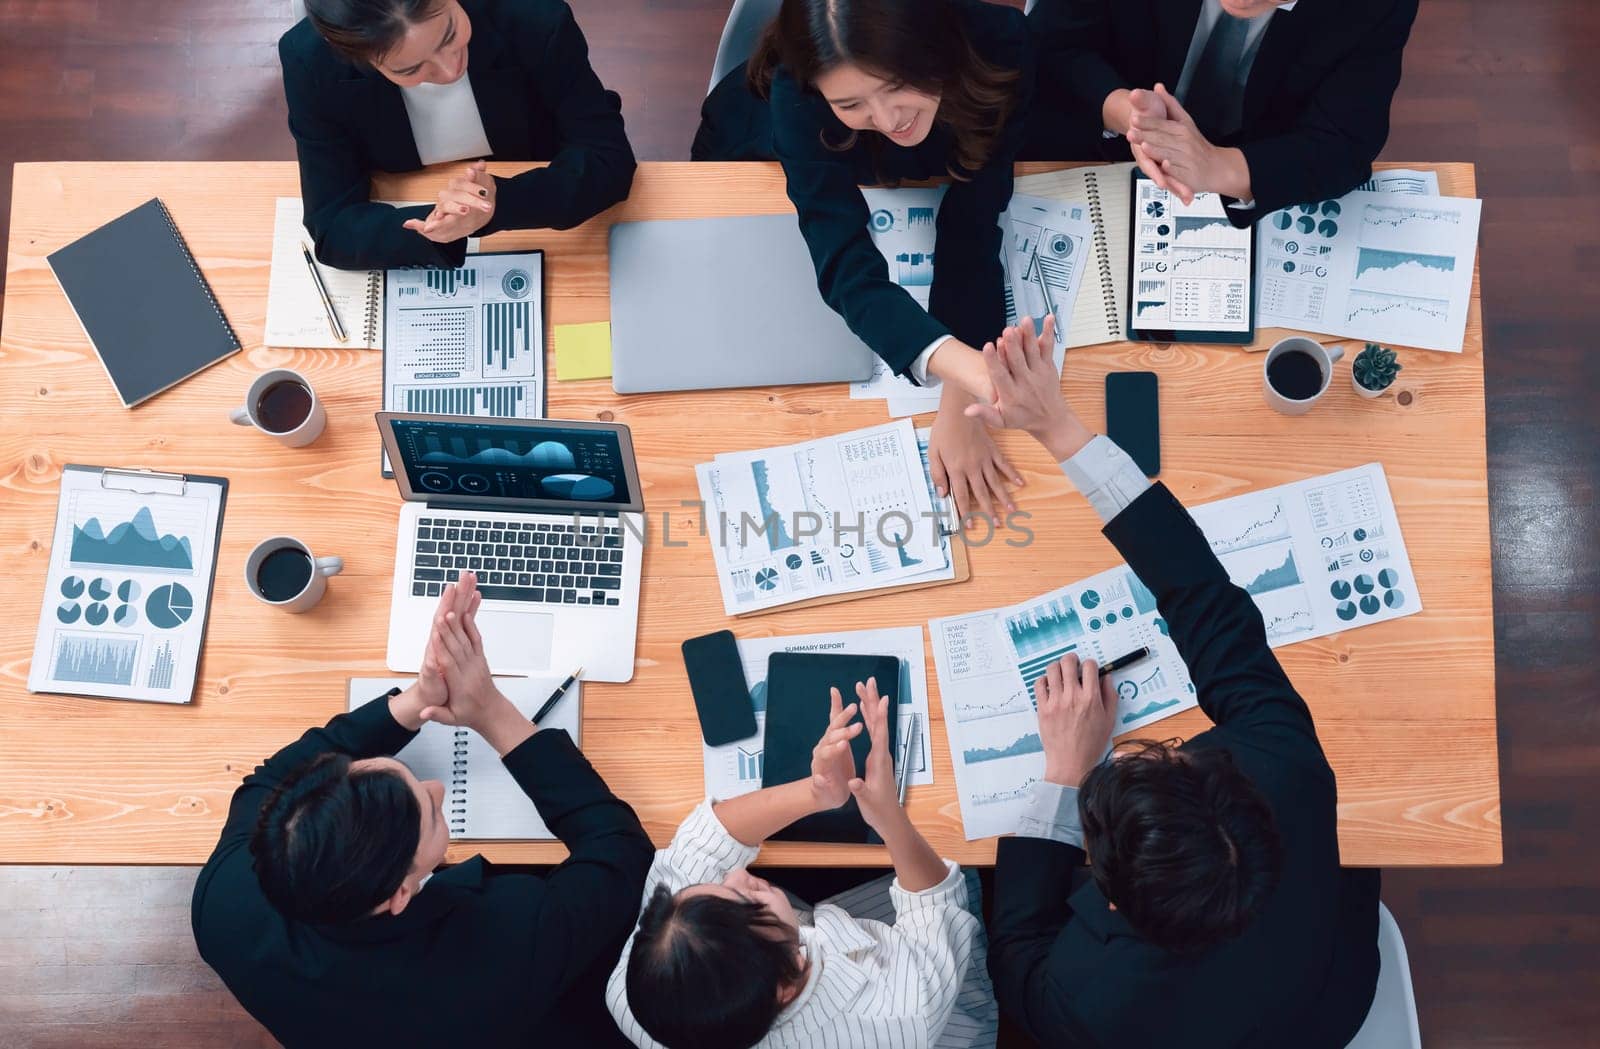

{"left": 281, "top": 0, "right": 635, "bottom": 270}
{"left": 696, "top": 0, "right": 1035, "bottom": 522}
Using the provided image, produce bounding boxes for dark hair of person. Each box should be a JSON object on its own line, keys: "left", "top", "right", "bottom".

{"left": 747, "top": 0, "right": 1019, "bottom": 178}
{"left": 1080, "top": 740, "right": 1283, "bottom": 954}
{"left": 625, "top": 884, "right": 806, "bottom": 1049}
{"left": 304, "top": 0, "right": 444, "bottom": 66}
{"left": 249, "top": 752, "right": 421, "bottom": 924}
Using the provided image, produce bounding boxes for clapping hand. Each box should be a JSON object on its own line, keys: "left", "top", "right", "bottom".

{"left": 403, "top": 160, "right": 497, "bottom": 243}
{"left": 963, "top": 315, "right": 1093, "bottom": 461}
{"left": 1125, "top": 86, "right": 1194, "bottom": 201}
{"left": 1127, "top": 85, "right": 1229, "bottom": 206}
{"left": 846, "top": 678, "right": 906, "bottom": 835}
{"left": 810, "top": 688, "right": 864, "bottom": 811}
{"left": 416, "top": 573, "right": 503, "bottom": 730}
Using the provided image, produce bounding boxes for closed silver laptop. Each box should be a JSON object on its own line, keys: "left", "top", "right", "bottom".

{"left": 609, "top": 213, "right": 878, "bottom": 394}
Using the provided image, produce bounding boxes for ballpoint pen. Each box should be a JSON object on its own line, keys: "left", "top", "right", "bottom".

{"left": 897, "top": 712, "right": 921, "bottom": 805}
{"left": 300, "top": 241, "right": 348, "bottom": 343}
{"left": 1099, "top": 647, "right": 1152, "bottom": 677}
{"left": 531, "top": 666, "right": 583, "bottom": 726}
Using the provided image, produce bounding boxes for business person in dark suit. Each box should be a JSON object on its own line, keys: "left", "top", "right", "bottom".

{"left": 967, "top": 318, "right": 1381, "bottom": 1047}
{"left": 280, "top": 0, "right": 636, "bottom": 270}
{"left": 1025, "top": 0, "right": 1419, "bottom": 224}
{"left": 695, "top": 0, "right": 1035, "bottom": 522}
{"left": 192, "top": 573, "right": 653, "bottom": 1048}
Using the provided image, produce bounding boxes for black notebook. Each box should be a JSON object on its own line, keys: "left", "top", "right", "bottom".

{"left": 762, "top": 652, "right": 899, "bottom": 844}
{"left": 47, "top": 198, "right": 241, "bottom": 407}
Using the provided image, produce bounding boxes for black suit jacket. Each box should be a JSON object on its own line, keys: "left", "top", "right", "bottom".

{"left": 1025, "top": 0, "right": 1419, "bottom": 223}
{"left": 279, "top": 0, "right": 636, "bottom": 270}
{"left": 696, "top": 0, "right": 1032, "bottom": 378}
{"left": 989, "top": 483, "right": 1380, "bottom": 1049}
{"left": 191, "top": 698, "right": 654, "bottom": 1049}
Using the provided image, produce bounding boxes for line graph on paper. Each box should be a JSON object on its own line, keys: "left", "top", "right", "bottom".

{"left": 1199, "top": 494, "right": 1292, "bottom": 556}
{"left": 1362, "top": 204, "right": 1463, "bottom": 232}
{"left": 1170, "top": 246, "right": 1249, "bottom": 277}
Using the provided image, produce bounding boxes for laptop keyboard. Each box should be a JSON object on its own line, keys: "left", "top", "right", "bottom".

{"left": 411, "top": 516, "right": 628, "bottom": 607}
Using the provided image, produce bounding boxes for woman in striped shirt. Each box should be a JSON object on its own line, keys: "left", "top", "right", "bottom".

{"left": 606, "top": 679, "right": 997, "bottom": 1049}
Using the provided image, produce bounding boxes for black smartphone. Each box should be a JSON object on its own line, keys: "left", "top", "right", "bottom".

{"left": 681, "top": 630, "right": 758, "bottom": 746}
{"left": 1106, "top": 371, "right": 1160, "bottom": 477}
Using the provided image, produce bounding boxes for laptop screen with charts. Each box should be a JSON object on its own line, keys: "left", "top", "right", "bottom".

{"left": 377, "top": 413, "right": 645, "bottom": 514}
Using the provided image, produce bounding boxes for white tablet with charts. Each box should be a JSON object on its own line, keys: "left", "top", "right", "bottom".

{"left": 1126, "top": 170, "right": 1256, "bottom": 344}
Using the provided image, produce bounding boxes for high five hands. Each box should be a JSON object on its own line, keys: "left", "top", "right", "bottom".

{"left": 964, "top": 314, "right": 1094, "bottom": 462}
{"left": 403, "top": 159, "right": 497, "bottom": 243}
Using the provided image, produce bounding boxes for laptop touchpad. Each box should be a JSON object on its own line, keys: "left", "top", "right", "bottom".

{"left": 479, "top": 610, "right": 555, "bottom": 672}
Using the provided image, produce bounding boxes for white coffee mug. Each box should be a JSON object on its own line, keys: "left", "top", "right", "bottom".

{"left": 244, "top": 536, "right": 343, "bottom": 613}
{"left": 1263, "top": 337, "right": 1345, "bottom": 416}
{"left": 229, "top": 369, "right": 326, "bottom": 447}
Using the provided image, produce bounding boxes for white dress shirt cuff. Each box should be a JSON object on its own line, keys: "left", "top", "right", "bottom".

{"left": 1058, "top": 434, "right": 1153, "bottom": 525}
{"left": 1016, "top": 781, "right": 1085, "bottom": 848}
{"left": 1226, "top": 198, "right": 1258, "bottom": 211}
{"left": 889, "top": 859, "right": 967, "bottom": 915}
{"left": 908, "top": 336, "right": 951, "bottom": 387}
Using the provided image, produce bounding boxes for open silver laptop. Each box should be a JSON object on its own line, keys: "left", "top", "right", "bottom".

{"left": 609, "top": 213, "right": 879, "bottom": 394}
{"left": 378, "top": 412, "right": 645, "bottom": 683}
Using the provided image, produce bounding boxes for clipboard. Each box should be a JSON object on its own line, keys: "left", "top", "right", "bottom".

{"left": 27, "top": 465, "right": 229, "bottom": 705}
{"left": 736, "top": 534, "right": 970, "bottom": 616}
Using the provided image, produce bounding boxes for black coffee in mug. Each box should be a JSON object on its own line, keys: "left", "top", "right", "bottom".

{"left": 256, "top": 547, "right": 314, "bottom": 602}
{"left": 1266, "top": 350, "right": 1326, "bottom": 401}
{"left": 255, "top": 380, "right": 313, "bottom": 434}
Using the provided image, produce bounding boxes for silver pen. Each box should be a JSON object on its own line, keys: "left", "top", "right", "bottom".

{"left": 300, "top": 241, "right": 347, "bottom": 343}
{"left": 897, "top": 713, "right": 921, "bottom": 806}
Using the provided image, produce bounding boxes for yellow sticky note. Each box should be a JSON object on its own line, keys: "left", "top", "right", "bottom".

{"left": 554, "top": 321, "right": 613, "bottom": 381}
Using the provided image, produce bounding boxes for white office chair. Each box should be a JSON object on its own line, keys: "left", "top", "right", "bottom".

{"left": 708, "top": 0, "right": 1040, "bottom": 95}
{"left": 1344, "top": 902, "right": 1422, "bottom": 1049}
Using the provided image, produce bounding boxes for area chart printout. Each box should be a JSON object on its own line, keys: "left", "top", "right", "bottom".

{"left": 702, "top": 627, "right": 935, "bottom": 801}
{"left": 930, "top": 462, "right": 1421, "bottom": 840}
{"left": 29, "top": 467, "right": 226, "bottom": 704}
{"left": 1256, "top": 188, "right": 1481, "bottom": 351}
{"left": 695, "top": 419, "right": 951, "bottom": 615}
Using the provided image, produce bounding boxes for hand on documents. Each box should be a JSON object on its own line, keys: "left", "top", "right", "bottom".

{"left": 1036, "top": 653, "right": 1118, "bottom": 788}
{"left": 966, "top": 314, "right": 1094, "bottom": 463}
{"left": 403, "top": 160, "right": 497, "bottom": 243}
{"left": 930, "top": 384, "right": 1024, "bottom": 524}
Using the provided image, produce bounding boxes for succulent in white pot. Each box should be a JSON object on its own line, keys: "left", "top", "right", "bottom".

{"left": 1352, "top": 343, "right": 1402, "bottom": 399}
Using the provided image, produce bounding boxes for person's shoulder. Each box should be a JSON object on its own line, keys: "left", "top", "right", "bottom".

{"left": 278, "top": 16, "right": 329, "bottom": 68}
{"left": 1299, "top": 0, "right": 1417, "bottom": 29}
{"left": 954, "top": 0, "right": 1028, "bottom": 66}
{"left": 473, "top": 0, "right": 577, "bottom": 41}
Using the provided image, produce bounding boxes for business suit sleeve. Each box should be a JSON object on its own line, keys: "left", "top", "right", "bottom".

{"left": 1101, "top": 484, "right": 1321, "bottom": 750}
{"left": 482, "top": 5, "right": 636, "bottom": 233}
{"left": 771, "top": 79, "right": 949, "bottom": 377}
{"left": 279, "top": 38, "right": 465, "bottom": 270}
{"left": 926, "top": 44, "right": 1032, "bottom": 351}
{"left": 988, "top": 835, "right": 1101, "bottom": 1044}
{"left": 500, "top": 729, "right": 655, "bottom": 1000}
{"left": 1030, "top": 0, "right": 1128, "bottom": 126}
{"left": 1234, "top": 0, "right": 1418, "bottom": 223}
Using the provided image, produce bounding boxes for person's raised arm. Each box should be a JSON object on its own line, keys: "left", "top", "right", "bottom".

{"left": 971, "top": 319, "right": 1317, "bottom": 742}
{"left": 845, "top": 678, "right": 947, "bottom": 891}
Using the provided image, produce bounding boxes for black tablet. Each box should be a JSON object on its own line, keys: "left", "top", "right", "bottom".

{"left": 1126, "top": 169, "right": 1257, "bottom": 344}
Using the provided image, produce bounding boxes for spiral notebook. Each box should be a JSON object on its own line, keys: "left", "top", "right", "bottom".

{"left": 348, "top": 675, "right": 581, "bottom": 840}
{"left": 1012, "top": 163, "right": 1135, "bottom": 348}
{"left": 48, "top": 198, "right": 241, "bottom": 407}
{"left": 265, "top": 198, "right": 385, "bottom": 349}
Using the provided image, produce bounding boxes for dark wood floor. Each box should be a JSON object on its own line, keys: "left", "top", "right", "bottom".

{"left": 2, "top": 0, "right": 1597, "bottom": 1045}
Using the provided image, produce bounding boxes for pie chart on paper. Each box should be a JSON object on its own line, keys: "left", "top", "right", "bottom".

{"left": 146, "top": 583, "right": 194, "bottom": 630}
